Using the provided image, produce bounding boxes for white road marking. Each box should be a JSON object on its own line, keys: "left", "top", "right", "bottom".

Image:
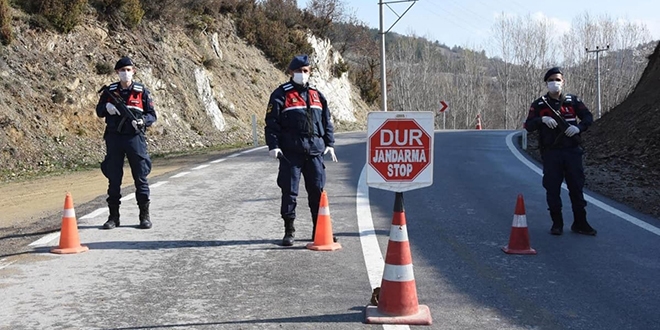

{"left": 356, "top": 166, "right": 411, "bottom": 330}
{"left": 240, "top": 146, "right": 267, "bottom": 154}
{"left": 170, "top": 171, "right": 190, "bottom": 178}
{"left": 150, "top": 181, "right": 168, "bottom": 188}
{"left": 210, "top": 158, "right": 226, "bottom": 164}
{"left": 79, "top": 208, "right": 106, "bottom": 220}
{"left": 192, "top": 164, "right": 209, "bottom": 170}
{"left": 120, "top": 193, "right": 135, "bottom": 202}
{"left": 0, "top": 258, "right": 17, "bottom": 270}
{"left": 506, "top": 132, "right": 660, "bottom": 236}
{"left": 28, "top": 232, "right": 60, "bottom": 247}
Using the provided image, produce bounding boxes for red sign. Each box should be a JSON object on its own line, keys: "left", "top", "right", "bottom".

{"left": 438, "top": 101, "right": 449, "bottom": 113}
{"left": 368, "top": 119, "right": 431, "bottom": 182}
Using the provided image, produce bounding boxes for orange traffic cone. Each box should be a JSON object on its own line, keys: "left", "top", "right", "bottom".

{"left": 306, "top": 191, "right": 341, "bottom": 251}
{"left": 476, "top": 114, "right": 483, "bottom": 130}
{"left": 502, "top": 194, "right": 536, "bottom": 255}
{"left": 51, "top": 193, "right": 89, "bottom": 254}
{"left": 365, "top": 192, "right": 432, "bottom": 325}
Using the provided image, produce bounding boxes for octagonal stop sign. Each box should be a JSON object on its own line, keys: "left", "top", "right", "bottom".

{"left": 367, "top": 111, "right": 434, "bottom": 192}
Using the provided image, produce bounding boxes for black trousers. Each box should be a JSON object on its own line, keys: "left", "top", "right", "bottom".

{"left": 101, "top": 133, "right": 152, "bottom": 205}
{"left": 277, "top": 152, "right": 325, "bottom": 221}
{"left": 541, "top": 147, "right": 587, "bottom": 214}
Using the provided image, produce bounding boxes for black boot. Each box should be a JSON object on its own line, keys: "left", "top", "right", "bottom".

{"left": 550, "top": 211, "right": 563, "bottom": 235}
{"left": 571, "top": 209, "right": 597, "bottom": 236}
{"left": 138, "top": 202, "right": 152, "bottom": 229}
{"left": 102, "top": 204, "right": 120, "bottom": 229}
{"left": 282, "top": 218, "right": 295, "bottom": 246}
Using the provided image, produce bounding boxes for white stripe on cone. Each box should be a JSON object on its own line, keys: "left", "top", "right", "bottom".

{"left": 382, "top": 263, "right": 415, "bottom": 282}
{"left": 388, "top": 224, "right": 409, "bottom": 242}
{"left": 63, "top": 208, "right": 75, "bottom": 218}
{"left": 319, "top": 205, "right": 329, "bottom": 216}
{"left": 511, "top": 214, "right": 527, "bottom": 228}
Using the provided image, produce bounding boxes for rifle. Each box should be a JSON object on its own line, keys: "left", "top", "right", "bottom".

{"left": 541, "top": 95, "right": 581, "bottom": 146}
{"left": 97, "top": 85, "right": 143, "bottom": 133}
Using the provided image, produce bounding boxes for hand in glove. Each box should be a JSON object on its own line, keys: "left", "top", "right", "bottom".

{"left": 269, "top": 148, "right": 282, "bottom": 159}
{"left": 105, "top": 103, "right": 120, "bottom": 116}
{"left": 541, "top": 116, "right": 557, "bottom": 129}
{"left": 131, "top": 119, "right": 144, "bottom": 131}
{"left": 564, "top": 125, "right": 580, "bottom": 137}
{"left": 323, "top": 146, "right": 338, "bottom": 162}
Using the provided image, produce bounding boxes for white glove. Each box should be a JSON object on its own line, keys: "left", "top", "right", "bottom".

{"left": 131, "top": 119, "right": 144, "bottom": 131}
{"left": 541, "top": 116, "right": 557, "bottom": 129}
{"left": 323, "top": 146, "right": 338, "bottom": 162}
{"left": 105, "top": 103, "right": 120, "bottom": 116}
{"left": 269, "top": 148, "right": 282, "bottom": 159}
{"left": 565, "top": 125, "right": 580, "bottom": 137}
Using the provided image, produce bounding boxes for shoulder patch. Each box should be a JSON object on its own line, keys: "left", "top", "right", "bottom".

{"left": 108, "top": 83, "right": 119, "bottom": 91}
{"left": 132, "top": 83, "right": 144, "bottom": 92}
{"left": 282, "top": 83, "right": 293, "bottom": 91}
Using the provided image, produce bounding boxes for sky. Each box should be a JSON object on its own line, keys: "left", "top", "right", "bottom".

{"left": 298, "top": 0, "right": 660, "bottom": 52}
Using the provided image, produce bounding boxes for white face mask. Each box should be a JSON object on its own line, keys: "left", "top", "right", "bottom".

{"left": 547, "top": 81, "right": 562, "bottom": 93}
{"left": 292, "top": 72, "right": 309, "bottom": 85}
{"left": 118, "top": 70, "right": 134, "bottom": 83}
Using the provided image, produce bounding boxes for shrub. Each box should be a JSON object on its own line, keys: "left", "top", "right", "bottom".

{"left": 0, "top": 0, "right": 12, "bottom": 45}
{"left": 28, "top": 14, "right": 53, "bottom": 31}
{"left": 332, "top": 58, "right": 349, "bottom": 78}
{"left": 121, "top": 0, "right": 143, "bottom": 28}
{"left": 95, "top": 62, "right": 114, "bottom": 75}
{"left": 235, "top": 2, "right": 313, "bottom": 71}
{"left": 93, "top": 0, "right": 143, "bottom": 29}
{"left": 38, "top": 0, "right": 88, "bottom": 33}
{"left": 51, "top": 88, "right": 66, "bottom": 103}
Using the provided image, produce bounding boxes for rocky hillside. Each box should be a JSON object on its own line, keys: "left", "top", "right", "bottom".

{"left": 582, "top": 41, "right": 660, "bottom": 218}
{"left": 0, "top": 8, "right": 371, "bottom": 181}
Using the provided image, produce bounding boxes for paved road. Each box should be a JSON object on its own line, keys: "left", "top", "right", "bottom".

{"left": 1, "top": 130, "right": 659, "bottom": 330}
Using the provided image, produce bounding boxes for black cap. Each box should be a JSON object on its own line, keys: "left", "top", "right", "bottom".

{"left": 114, "top": 57, "right": 135, "bottom": 70}
{"left": 288, "top": 54, "right": 310, "bottom": 71}
{"left": 544, "top": 67, "right": 562, "bottom": 81}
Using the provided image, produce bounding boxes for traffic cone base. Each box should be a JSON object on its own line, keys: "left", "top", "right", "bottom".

{"left": 305, "top": 241, "right": 341, "bottom": 251}
{"left": 51, "top": 245, "right": 90, "bottom": 254}
{"left": 502, "top": 194, "right": 536, "bottom": 255}
{"left": 306, "top": 191, "right": 342, "bottom": 251}
{"left": 50, "top": 193, "right": 88, "bottom": 255}
{"left": 365, "top": 304, "right": 432, "bottom": 325}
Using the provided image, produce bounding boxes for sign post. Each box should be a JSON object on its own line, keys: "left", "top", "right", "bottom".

{"left": 438, "top": 101, "right": 449, "bottom": 130}
{"left": 367, "top": 111, "right": 434, "bottom": 192}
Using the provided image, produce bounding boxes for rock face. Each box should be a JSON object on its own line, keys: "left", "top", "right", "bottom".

{"left": 0, "top": 13, "right": 371, "bottom": 179}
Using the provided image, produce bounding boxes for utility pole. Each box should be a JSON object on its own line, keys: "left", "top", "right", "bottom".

{"left": 379, "top": 0, "right": 417, "bottom": 111}
{"left": 586, "top": 44, "right": 609, "bottom": 119}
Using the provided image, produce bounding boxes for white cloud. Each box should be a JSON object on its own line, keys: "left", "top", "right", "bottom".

{"left": 531, "top": 12, "right": 572, "bottom": 35}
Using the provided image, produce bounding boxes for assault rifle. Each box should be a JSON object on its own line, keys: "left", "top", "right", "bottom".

{"left": 97, "top": 85, "right": 144, "bottom": 134}
{"left": 541, "top": 95, "right": 581, "bottom": 146}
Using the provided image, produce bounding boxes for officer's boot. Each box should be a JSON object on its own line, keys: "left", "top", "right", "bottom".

{"left": 571, "top": 209, "right": 597, "bottom": 236}
{"left": 282, "top": 218, "right": 295, "bottom": 246}
{"left": 550, "top": 211, "right": 563, "bottom": 235}
{"left": 102, "top": 204, "right": 120, "bottom": 229}
{"left": 138, "top": 202, "right": 152, "bottom": 229}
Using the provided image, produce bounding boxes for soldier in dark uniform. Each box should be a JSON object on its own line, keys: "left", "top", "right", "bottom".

{"left": 525, "top": 67, "right": 597, "bottom": 236}
{"left": 96, "top": 57, "right": 157, "bottom": 230}
{"left": 264, "top": 54, "right": 338, "bottom": 246}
